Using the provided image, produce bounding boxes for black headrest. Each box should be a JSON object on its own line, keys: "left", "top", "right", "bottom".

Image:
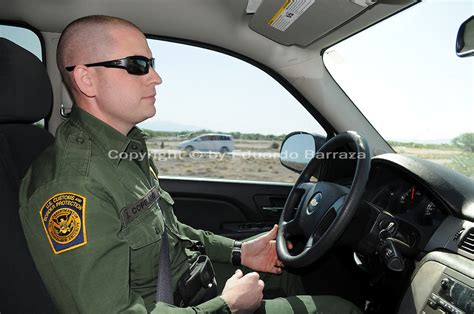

{"left": 0, "top": 38, "right": 52, "bottom": 123}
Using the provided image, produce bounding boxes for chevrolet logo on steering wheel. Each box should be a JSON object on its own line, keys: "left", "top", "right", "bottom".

{"left": 307, "top": 193, "right": 323, "bottom": 214}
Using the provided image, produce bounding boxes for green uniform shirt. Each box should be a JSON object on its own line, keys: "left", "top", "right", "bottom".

{"left": 19, "top": 107, "right": 234, "bottom": 313}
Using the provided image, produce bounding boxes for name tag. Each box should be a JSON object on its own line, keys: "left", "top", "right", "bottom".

{"left": 120, "top": 186, "right": 160, "bottom": 226}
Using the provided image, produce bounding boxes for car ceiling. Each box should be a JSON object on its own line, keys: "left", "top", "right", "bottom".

{"left": 1, "top": 0, "right": 417, "bottom": 64}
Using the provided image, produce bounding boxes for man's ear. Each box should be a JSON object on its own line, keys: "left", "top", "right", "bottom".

{"left": 72, "top": 65, "right": 97, "bottom": 98}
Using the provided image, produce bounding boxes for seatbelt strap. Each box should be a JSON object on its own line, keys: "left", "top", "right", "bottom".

{"left": 156, "top": 229, "right": 174, "bottom": 304}
{"left": 147, "top": 163, "right": 173, "bottom": 304}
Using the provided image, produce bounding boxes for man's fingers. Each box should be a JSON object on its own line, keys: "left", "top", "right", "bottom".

{"left": 244, "top": 271, "right": 260, "bottom": 281}
{"left": 233, "top": 269, "right": 243, "bottom": 279}
{"left": 269, "top": 266, "right": 283, "bottom": 274}
{"left": 265, "top": 224, "right": 278, "bottom": 240}
{"left": 287, "top": 240, "right": 293, "bottom": 250}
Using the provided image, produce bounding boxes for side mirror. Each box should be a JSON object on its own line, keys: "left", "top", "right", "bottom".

{"left": 279, "top": 131, "right": 326, "bottom": 172}
{"left": 456, "top": 16, "right": 474, "bottom": 57}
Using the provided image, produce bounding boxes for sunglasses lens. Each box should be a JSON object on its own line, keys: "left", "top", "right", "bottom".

{"left": 127, "top": 58, "right": 149, "bottom": 75}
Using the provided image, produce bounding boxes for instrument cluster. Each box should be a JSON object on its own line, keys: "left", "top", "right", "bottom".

{"left": 365, "top": 164, "right": 448, "bottom": 229}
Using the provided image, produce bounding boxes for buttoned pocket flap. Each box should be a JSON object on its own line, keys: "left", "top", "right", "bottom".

{"left": 122, "top": 210, "right": 164, "bottom": 249}
{"left": 159, "top": 189, "right": 175, "bottom": 205}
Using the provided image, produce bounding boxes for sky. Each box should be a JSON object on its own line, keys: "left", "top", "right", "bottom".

{"left": 323, "top": 0, "right": 474, "bottom": 143}
{"left": 2, "top": 0, "right": 472, "bottom": 142}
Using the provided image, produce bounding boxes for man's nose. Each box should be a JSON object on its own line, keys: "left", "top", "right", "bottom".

{"left": 147, "top": 67, "right": 162, "bottom": 85}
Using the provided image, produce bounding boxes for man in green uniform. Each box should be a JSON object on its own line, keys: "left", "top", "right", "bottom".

{"left": 20, "top": 15, "right": 362, "bottom": 313}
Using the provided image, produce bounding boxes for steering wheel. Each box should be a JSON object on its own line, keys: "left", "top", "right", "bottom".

{"left": 277, "top": 131, "right": 371, "bottom": 267}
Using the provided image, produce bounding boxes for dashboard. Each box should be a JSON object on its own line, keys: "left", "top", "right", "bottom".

{"left": 354, "top": 153, "right": 474, "bottom": 314}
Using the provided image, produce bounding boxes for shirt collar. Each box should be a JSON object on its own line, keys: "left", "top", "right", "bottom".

{"left": 68, "top": 106, "right": 147, "bottom": 165}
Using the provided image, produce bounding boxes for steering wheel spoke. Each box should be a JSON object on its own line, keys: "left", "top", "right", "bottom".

{"left": 292, "top": 182, "right": 317, "bottom": 212}
{"left": 297, "top": 182, "right": 317, "bottom": 193}
{"left": 312, "top": 207, "right": 337, "bottom": 241}
{"left": 281, "top": 182, "right": 316, "bottom": 222}
{"left": 281, "top": 218, "right": 302, "bottom": 237}
{"left": 332, "top": 194, "right": 347, "bottom": 215}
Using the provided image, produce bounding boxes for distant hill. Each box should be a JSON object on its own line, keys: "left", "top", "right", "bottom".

{"left": 388, "top": 138, "right": 452, "bottom": 145}
{"left": 138, "top": 119, "right": 202, "bottom": 132}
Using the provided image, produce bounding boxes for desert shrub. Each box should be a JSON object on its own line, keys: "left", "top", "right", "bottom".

{"left": 452, "top": 133, "right": 474, "bottom": 152}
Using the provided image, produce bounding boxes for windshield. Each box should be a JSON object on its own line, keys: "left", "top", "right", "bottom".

{"left": 323, "top": 0, "right": 474, "bottom": 178}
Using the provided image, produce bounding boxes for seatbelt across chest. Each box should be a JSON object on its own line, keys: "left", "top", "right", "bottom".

{"left": 147, "top": 165, "right": 174, "bottom": 305}
{"left": 156, "top": 228, "right": 173, "bottom": 304}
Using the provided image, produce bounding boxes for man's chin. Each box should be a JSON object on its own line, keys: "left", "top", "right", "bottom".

{"left": 137, "top": 108, "right": 157, "bottom": 124}
{"left": 147, "top": 107, "right": 157, "bottom": 119}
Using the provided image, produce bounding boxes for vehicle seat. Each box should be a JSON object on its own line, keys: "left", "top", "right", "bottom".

{"left": 0, "top": 38, "right": 56, "bottom": 313}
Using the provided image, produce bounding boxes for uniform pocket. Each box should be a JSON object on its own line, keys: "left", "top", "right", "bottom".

{"left": 122, "top": 209, "right": 164, "bottom": 249}
{"left": 122, "top": 208, "right": 165, "bottom": 291}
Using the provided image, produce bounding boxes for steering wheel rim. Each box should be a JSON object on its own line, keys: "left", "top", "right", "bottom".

{"left": 277, "top": 131, "right": 371, "bottom": 268}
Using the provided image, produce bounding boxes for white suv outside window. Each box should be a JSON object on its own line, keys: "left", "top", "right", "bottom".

{"left": 178, "top": 134, "right": 234, "bottom": 153}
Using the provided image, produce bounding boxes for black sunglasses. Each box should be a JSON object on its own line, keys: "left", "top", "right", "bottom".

{"left": 66, "top": 55, "right": 155, "bottom": 76}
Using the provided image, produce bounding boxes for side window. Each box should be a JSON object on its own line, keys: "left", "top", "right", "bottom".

{"left": 140, "top": 39, "right": 327, "bottom": 183}
{"left": 1, "top": 24, "right": 44, "bottom": 127}
{"left": 0, "top": 25, "right": 42, "bottom": 61}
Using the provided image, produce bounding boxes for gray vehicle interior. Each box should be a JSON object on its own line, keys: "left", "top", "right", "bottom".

{"left": 1, "top": 0, "right": 473, "bottom": 313}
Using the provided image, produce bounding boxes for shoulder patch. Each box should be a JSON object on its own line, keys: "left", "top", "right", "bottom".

{"left": 40, "top": 192, "right": 87, "bottom": 254}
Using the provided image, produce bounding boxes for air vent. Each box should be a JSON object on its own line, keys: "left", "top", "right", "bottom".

{"left": 453, "top": 228, "right": 465, "bottom": 241}
{"left": 459, "top": 228, "right": 474, "bottom": 254}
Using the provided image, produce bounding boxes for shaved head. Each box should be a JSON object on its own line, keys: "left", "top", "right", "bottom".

{"left": 55, "top": 15, "right": 160, "bottom": 134}
{"left": 57, "top": 15, "right": 144, "bottom": 93}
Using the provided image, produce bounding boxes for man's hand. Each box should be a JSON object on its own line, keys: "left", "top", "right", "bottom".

{"left": 241, "top": 224, "right": 290, "bottom": 274}
{"left": 221, "top": 269, "right": 264, "bottom": 313}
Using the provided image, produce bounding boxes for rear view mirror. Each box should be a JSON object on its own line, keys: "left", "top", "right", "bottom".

{"left": 456, "top": 16, "right": 474, "bottom": 57}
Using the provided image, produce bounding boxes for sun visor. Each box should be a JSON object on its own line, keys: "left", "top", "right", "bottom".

{"left": 248, "top": 0, "right": 377, "bottom": 46}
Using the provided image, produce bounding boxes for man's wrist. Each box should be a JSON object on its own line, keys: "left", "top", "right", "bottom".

{"left": 218, "top": 295, "right": 232, "bottom": 313}
{"left": 231, "top": 241, "right": 242, "bottom": 266}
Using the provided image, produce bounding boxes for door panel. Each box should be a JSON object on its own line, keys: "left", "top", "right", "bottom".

{"left": 160, "top": 177, "right": 293, "bottom": 239}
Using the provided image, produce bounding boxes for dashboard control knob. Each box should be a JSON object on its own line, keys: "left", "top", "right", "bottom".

{"left": 386, "top": 221, "right": 396, "bottom": 234}
{"left": 440, "top": 278, "right": 450, "bottom": 290}
{"left": 378, "top": 220, "right": 397, "bottom": 237}
{"left": 379, "top": 239, "right": 405, "bottom": 272}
